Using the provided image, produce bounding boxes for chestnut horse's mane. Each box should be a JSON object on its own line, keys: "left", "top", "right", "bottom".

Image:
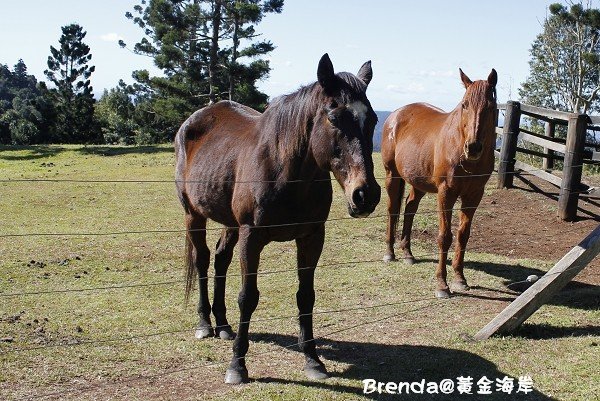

{"left": 261, "top": 72, "right": 367, "bottom": 161}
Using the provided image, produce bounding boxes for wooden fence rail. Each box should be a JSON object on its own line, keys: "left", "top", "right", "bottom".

{"left": 496, "top": 101, "right": 597, "bottom": 221}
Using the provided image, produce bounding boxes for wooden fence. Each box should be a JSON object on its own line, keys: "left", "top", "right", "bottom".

{"left": 496, "top": 101, "right": 600, "bottom": 221}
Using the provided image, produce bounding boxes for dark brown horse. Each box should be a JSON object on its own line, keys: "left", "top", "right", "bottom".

{"left": 175, "top": 54, "right": 380, "bottom": 384}
{"left": 381, "top": 69, "right": 497, "bottom": 298}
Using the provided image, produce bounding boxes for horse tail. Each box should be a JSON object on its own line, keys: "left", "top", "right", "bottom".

{"left": 184, "top": 229, "right": 196, "bottom": 305}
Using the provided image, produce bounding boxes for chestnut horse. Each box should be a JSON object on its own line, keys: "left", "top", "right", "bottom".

{"left": 381, "top": 69, "right": 497, "bottom": 298}
{"left": 175, "top": 54, "right": 381, "bottom": 384}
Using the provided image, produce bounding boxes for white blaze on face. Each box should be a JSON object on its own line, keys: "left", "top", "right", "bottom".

{"left": 347, "top": 101, "right": 368, "bottom": 131}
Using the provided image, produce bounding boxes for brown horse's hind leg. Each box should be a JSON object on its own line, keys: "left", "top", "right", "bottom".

{"left": 187, "top": 214, "right": 213, "bottom": 338}
{"left": 296, "top": 225, "right": 328, "bottom": 380}
{"left": 384, "top": 172, "right": 404, "bottom": 262}
{"left": 451, "top": 191, "right": 484, "bottom": 292}
{"left": 399, "top": 187, "right": 425, "bottom": 264}
{"left": 435, "top": 189, "right": 458, "bottom": 298}
{"left": 212, "top": 228, "right": 238, "bottom": 340}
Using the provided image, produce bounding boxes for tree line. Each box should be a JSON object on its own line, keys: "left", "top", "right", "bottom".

{"left": 3, "top": 1, "right": 600, "bottom": 146}
{"left": 0, "top": 0, "right": 282, "bottom": 145}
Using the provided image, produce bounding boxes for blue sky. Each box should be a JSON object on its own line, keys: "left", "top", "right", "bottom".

{"left": 0, "top": 0, "right": 565, "bottom": 111}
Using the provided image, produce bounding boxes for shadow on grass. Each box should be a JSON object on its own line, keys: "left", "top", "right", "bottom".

{"left": 76, "top": 145, "right": 173, "bottom": 157}
{"left": 250, "top": 332, "right": 557, "bottom": 400}
{"left": 0, "top": 144, "right": 173, "bottom": 160}
{"left": 0, "top": 145, "right": 67, "bottom": 161}
{"left": 464, "top": 260, "right": 600, "bottom": 311}
{"left": 514, "top": 175, "right": 600, "bottom": 221}
{"left": 512, "top": 323, "right": 600, "bottom": 339}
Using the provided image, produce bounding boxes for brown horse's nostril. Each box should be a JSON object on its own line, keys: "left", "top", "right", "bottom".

{"left": 467, "top": 141, "right": 483, "bottom": 156}
{"left": 352, "top": 187, "right": 367, "bottom": 208}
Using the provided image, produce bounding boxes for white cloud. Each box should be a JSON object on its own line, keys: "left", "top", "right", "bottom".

{"left": 417, "top": 70, "right": 455, "bottom": 78}
{"left": 386, "top": 83, "right": 425, "bottom": 94}
{"left": 100, "top": 33, "right": 123, "bottom": 42}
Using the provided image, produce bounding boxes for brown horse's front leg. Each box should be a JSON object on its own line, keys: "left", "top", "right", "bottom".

{"left": 435, "top": 190, "right": 457, "bottom": 298}
{"left": 384, "top": 173, "right": 404, "bottom": 262}
{"left": 296, "top": 225, "right": 328, "bottom": 380}
{"left": 451, "top": 191, "right": 484, "bottom": 292}
{"left": 225, "top": 225, "right": 265, "bottom": 385}
{"left": 399, "top": 187, "right": 425, "bottom": 264}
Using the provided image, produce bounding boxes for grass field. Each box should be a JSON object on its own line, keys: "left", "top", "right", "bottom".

{"left": 0, "top": 145, "right": 598, "bottom": 400}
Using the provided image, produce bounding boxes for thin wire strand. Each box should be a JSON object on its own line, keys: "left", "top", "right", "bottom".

{"left": 0, "top": 215, "right": 590, "bottom": 298}
{"left": 1, "top": 159, "right": 598, "bottom": 184}
{"left": 17, "top": 302, "right": 440, "bottom": 401}
{"left": 0, "top": 296, "right": 433, "bottom": 354}
{"left": 0, "top": 205, "right": 495, "bottom": 238}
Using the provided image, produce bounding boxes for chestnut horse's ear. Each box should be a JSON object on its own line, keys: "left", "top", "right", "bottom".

{"left": 317, "top": 53, "right": 336, "bottom": 91}
{"left": 488, "top": 68, "right": 498, "bottom": 87}
{"left": 459, "top": 68, "right": 473, "bottom": 89}
{"left": 357, "top": 60, "right": 373, "bottom": 86}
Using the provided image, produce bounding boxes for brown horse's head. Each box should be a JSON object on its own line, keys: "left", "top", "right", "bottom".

{"left": 458, "top": 68, "right": 498, "bottom": 161}
{"left": 311, "top": 54, "right": 381, "bottom": 217}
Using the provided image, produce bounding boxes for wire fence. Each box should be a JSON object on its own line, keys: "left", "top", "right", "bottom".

{"left": 1, "top": 158, "right": 598, "bottom": 400}
{"left": 1, "top": 159, "right": 599, "bottom": 185}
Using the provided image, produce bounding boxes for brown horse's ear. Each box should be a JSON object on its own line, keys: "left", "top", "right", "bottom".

{"left": 317, "top": 53, "right": 336, "bottom": 91}
{"left": 357, "top": 60, "right": 372, "bottom": 86}
{"left": 488, "top": 69, "right": 498, "bottom": 87}
{"left": 459, "top": 68, "right": 472, "bottom": 88}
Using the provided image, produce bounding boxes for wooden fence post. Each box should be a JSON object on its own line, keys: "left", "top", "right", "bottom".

{"left": 558, "top": 114, "right": 587, "bottom": 221}
{"left": 497, "top": 101, "right": 521, "bottom": 188}
{"left": 542, "top": 120, "right": 555, "bottom": 170}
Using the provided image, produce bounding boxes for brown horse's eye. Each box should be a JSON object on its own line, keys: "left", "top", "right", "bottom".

{"left": 328, "top": 113, "right": 338, "bottom": 125}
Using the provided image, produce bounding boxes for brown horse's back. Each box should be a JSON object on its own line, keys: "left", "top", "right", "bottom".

{"left": 175, "top": 101, "right": 261, "bottom": 225}
{"left": 382, "top": 103, "right": 450, "bottom": 193}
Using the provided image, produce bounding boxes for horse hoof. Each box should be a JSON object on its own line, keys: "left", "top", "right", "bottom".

{"left": 403, "top": 256, "right": 416, "bottom": 265}
{"left": 224, "top": 368, "right": 249, "bottom": 384}
{"left": 453, "top": 281, "right": 471, "bottom": 292}
{"left": 216, "top": 326, "right": 236, "bottom": 340}
{"left": 195, "top": 326, "right": 215, "bottom": 339}
{"left": 304, "top": 362, "right": 329, "bottom": 380}
{"left": 383, "top": 254, "right": 396, "bottom": 263}
{"left": 435, "top": 289, "right": 452, "bottom": 299}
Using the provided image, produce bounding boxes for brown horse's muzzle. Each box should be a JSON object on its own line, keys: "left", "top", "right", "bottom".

{"left": 347, "top": 182, "right": 381, "bottom": 218}
{"left": 465, "top": 141, "right": 483, "bottom": 161}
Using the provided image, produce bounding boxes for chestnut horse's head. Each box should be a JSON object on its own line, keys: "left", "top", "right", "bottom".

{"left": 311, "top": 54, "right": 381, "bottom": 218}
{"left": 458, "top": 68, "right": 498, "bottom": 161}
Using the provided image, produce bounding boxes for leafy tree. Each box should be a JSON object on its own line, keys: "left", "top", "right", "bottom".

{"left": 121, "top": 0, "right": 283, "bottom": 141}
{"left": 0, "top": 60, "right": 55, "bottom": 144}
{"left": 520, "top": 1, "right": 600, "bottom": 114}
{"left": 96, "top": 84, "right": 139, "bottom": 145}
{"left": 44, "top": 23, "right": 99, "bottom": 143}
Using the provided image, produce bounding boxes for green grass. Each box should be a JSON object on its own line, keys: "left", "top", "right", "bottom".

{"left": 0, "top": 145, "right": 598, "bottom": 400}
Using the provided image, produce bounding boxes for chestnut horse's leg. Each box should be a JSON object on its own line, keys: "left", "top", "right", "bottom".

{"left": 225, "top": 225, "right": 265, "bottom": 385}
{"left": 296, "top": 225, "right": 328, "bottom": 380}
{"left": 398, "top": 187, "right": 425, "bottom": 264}
{"left": 212, "top": 228, "right": 238, "bottom": 340}
{"left": 451, "top": 190, "right": 484, "bottom": 291}
{"left": 435, "top": 189, "right": 458, "bottom": 298}
{"left": 187, "top": 214, "right": 213, "bottom": 338}
{"left": 384, "top": 172, "right": 404, "bottom": 262}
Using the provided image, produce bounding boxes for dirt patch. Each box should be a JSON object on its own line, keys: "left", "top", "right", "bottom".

{"left": 468, "top": 174, "right": 599, "bottom": 284}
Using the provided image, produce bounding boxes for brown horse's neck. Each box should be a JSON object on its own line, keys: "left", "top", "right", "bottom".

{"left": 258, "top": 83, "right": 327, "bottom": 182}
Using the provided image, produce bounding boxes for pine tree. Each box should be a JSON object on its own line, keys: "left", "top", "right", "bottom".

{"left": 44, "top": 23, "right": 99, "bottom": 143}
{"left": 121, "top": 0, "right": 283, "bottom": 141}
